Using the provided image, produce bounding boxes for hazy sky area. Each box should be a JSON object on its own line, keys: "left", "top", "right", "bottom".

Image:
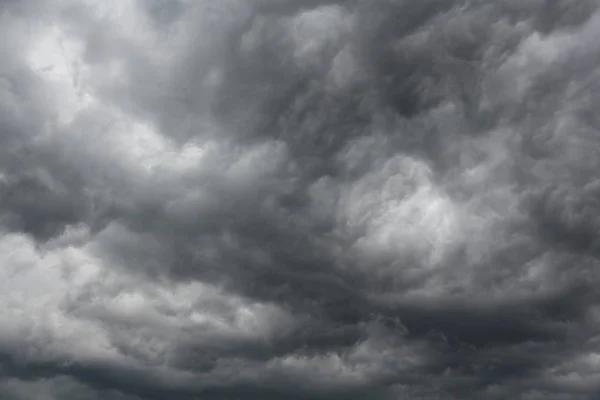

{"left": 1, "top": 0, "right": 600, "bottom": 399}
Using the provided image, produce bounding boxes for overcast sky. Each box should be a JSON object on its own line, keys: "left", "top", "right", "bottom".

{"left": 1, "top": 0, "right": 600, "bottom": 399}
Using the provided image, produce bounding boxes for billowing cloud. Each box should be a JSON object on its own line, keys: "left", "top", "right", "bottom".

{"left": 1, "top": 0, "right": 600, "bottom": 399}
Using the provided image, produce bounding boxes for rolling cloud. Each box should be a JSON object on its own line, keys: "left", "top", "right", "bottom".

{"left": 1, "top": 0, "right": 600, "bottom": 399}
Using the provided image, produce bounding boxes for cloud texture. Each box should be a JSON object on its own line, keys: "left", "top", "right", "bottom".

{"left": 1, "top": 0, "right": 600, "bottom": 399}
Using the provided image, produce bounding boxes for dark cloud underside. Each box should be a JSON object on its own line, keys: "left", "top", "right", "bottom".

{"left": 1, "top": 0, "right": 600, "bottom": 399}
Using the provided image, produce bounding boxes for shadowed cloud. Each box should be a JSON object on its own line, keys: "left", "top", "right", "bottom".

{"left": 1, "top": 0, "right": 600, "bottom": 399}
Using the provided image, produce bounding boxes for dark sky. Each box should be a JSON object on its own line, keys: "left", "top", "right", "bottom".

{"left": 1, "top": 0, "right": 600, "bottom": 399}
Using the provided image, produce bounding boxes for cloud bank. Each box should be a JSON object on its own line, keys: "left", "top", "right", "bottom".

{"left": 1, "top": 0, "right": 600, "bottom": 399}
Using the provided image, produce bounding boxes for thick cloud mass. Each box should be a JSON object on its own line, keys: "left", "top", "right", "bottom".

{"left": 2, "top": 0, "right": 600, "bottom": 399}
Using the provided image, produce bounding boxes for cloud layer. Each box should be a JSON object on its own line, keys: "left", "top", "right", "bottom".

{"left": 1, "top": 0, "right": 600, "bottom": 399}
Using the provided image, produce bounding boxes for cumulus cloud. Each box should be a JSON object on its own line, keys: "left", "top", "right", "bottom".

{"left": 1, "top": 0, "right": 600, "bottom": 399}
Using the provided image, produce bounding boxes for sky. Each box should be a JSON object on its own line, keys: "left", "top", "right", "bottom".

{"left": 1, "top": 0, "right": 600, "bottom": 399}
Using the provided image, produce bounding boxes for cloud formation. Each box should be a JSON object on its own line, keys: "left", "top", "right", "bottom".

{"left": 1, "top": 0, "right": 600, "bottom": 399}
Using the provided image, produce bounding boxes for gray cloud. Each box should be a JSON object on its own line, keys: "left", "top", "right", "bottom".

{"left": 1, "top": 0, "right": 600, "bottom": 399}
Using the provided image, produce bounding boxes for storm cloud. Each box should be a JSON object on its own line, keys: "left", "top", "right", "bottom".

{"left": 1, "top": 0, "right": 600, "bottom": 399}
